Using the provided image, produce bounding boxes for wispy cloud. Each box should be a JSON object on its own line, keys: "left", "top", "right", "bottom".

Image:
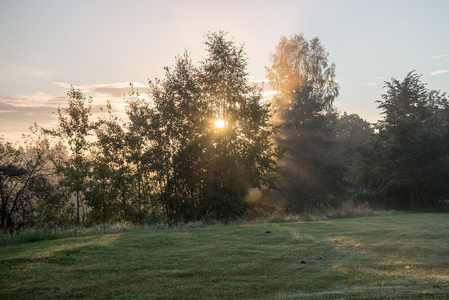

{"left": 0, "top": 102, "right": 59, "bottom": 143}
{"left": 0, "top": 83, "right": 140, "bottom": 144}
{"left": 0, "top": 58, "right": 50, "bottom": 79}
{"left": 53, "top": 81, "right": 148, "bottom": 98}
{"left": 431, "top": 54, "right": 448, "bottom": 60}
{"left": 430, "top": 70, "right": 449, "bottom": 76}
{"left": 51, "top": 81, "right": 151, "bottom": 115}
{"left": 0, "top": 109, "right": 16, "bottom": 114}
{"left": 0, "top": 93, "right": 66, "bottom": 108}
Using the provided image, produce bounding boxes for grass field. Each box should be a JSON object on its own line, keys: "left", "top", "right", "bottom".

{"left": 1, "top": 213, "right": 448, "bottom": 299}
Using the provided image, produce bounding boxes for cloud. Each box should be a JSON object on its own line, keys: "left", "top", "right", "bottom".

{"left": 430, "top": 70, "right": 449, "bottom": 76}
{"left": 53, "top": 81, "right": 148, "bottom": 98}
{"left": 0, "top": 58, "right": 50, "bottom": 79}
{"left": 0, "top": 81, "right": 150, "bottom": 144}
{"left": 0, "top": 93, "right": 66, "bottom": 108}
{"left": 0, "top": 109, "right": 16, "bottom": 114}
{"left": 363, "top": 83, "right": 377, "bottom": 86}
{"left": 0, "top": 102, "right": 59, "bottom": 144}
{"left": 431, "top": 54, "right": 448, "bottom": 60}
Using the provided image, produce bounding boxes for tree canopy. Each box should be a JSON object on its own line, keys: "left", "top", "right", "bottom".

{"left": 358, "top": 72, "right": 449, "bottom": 209}
{"left": 2, "top": 33, "right": 448, "bottom": 232}
{"left": 148, "top": 32, "right": 284, "bottom": 223}
{"left": 266, "top": 33, "right": 346, "bottom": 213}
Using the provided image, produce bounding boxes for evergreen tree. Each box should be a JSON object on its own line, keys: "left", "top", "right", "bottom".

{"left": 358, "top": 72, "right": 449, "bottom": 209}
{"left": 329, "top": 112, "right": 373, "bottom": 189}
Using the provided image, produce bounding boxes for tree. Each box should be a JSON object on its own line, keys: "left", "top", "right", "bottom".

{"left": 25, "top": 128, "right": 74, "bottom": 228}
{"left": 124, "top": 86, "right": 158, "bottom": 223}
{"left": 358, "top": 72, "right": 449, "bottom": 209}
{"left": 329, "top": 112, "right": 373, "bottom": 188}
{"left": 0, "top": 139, "right": 33, "bottom": 232}
{"left": 266, "top": 33, "right": 339, "bottom": 128}
{"left": 86, "top": 101, "right": 131, "bottom": 224}
{"left": 198, "top": 32, "right": 283, "bottom": 220}
{"left": 0, "top": 131, "right": 72, "bottom": 232}
{"left": 148, "top": 32, "right": 284, "bottom": 223}
{"left": 266, "top": 33, "right": 343, "bottom": 212}
{"left": 44, "top": 87, "right": 93, "bottom": 224}
{"left": 149, "top": 51, "right": 209, "bottom": 224}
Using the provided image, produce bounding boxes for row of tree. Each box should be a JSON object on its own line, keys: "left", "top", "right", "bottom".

{"left": 1, "top": 32, "right": 448, "bottom": 232}
{"left": 1, "top": 32, "right": 283, "bottom": 231}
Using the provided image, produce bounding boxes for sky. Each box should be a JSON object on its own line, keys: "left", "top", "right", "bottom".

{"left": 1, "top": 0, "right": 449, "bottom": 144}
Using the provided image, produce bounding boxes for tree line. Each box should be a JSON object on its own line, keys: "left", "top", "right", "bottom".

{"left": 1, "top": 32, "right": 448, "bottom": 232}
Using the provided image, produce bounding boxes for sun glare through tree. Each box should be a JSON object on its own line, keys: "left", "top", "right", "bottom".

{"left": 214, "top": 119, "right": 225, "bottom": 128}
{"left": 2, "top": 1, "right": 449, "bottom": 298}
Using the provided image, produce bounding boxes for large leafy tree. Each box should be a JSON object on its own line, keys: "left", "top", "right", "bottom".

{"left": 124, "top": 86, "right": 158, "bottom": 223}
{"left": 0, "top": 139, "right": 36, "bottom": 232}
{"left": 358, "top": 72, "right": 449, "bottom": 209}
{"left": 198, "top": 32, "right": 283, "bottom": 220}
{"left": 0, "top": 132, "right": 72, "bottom": 232}
{"left": 266, "top": 33, "right": 343, "bottom": 212}
{"left": 149, "top": 52, "right": 209, "bottom": 223}
{"left": 86, "top": 102, "right": 131, "bottom": 224}
{"left": 329, "top": 112, "right": 373, "bottom": 189}
{"left": 266, "top": 33, "right": 339, "bottom": 128}
{"left": 150, "top": 32, "right": 283, "bottom": 223}
{"left": 44, "top": 87, "right": 93, "bottom": 224}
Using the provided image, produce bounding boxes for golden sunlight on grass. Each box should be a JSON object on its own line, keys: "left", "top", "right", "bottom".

{"left": 214, "top": 119, "right": 225, "bottom": 128}
{"left": 2, "top": 214, "right": 449, "bottom": 299}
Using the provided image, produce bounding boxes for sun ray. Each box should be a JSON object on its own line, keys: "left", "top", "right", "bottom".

{"left": 214, "top": 119, "right": 225, "bottom": 128}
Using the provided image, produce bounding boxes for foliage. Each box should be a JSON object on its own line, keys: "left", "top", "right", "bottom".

{"left": 358, "top": 72, "right": 449, "bottom": 209}
{"left": 31, "top": 32, "right": 283, "bottom": 227}
{"left": 148, "top": 52, "right": 207, "bottom": 224}
{"left": 266, "top": 33, "right": 339, "bottom": 127}
{"left": 0, "top": 132, "right": 73, "bottom": 232}
{"left": 86, "top": 102, "right": 133, "bottom": 225}
{"left": 43, "top": 87, "right": 93, "bottom": 224}
{"left": 7, "top": 32, "right": 449, "bottom": 231}
{"left": 123, "top": 87, "right": 157, "bottom": 223}
{"left": 266, "top": 33, "right": 345, "bottom": 213}
{"left": 149, "top": 32, "right": 284, "bottom": 223}
{"left": 329, "top": 112, "right": 374, "bottom": 187}
{"left": 197, "top": 32, "right": 284, "bottom": 221}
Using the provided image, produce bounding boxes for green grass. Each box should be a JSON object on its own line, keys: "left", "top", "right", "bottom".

{"left": 1, "top": 213, "right": 448, "bottom": 299}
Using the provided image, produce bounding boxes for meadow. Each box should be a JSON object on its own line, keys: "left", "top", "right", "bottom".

{"left": 1, "top": 213, "right": 448, "bottom": 299}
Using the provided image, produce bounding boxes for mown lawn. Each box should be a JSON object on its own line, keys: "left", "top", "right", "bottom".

{"left": 1, "top": 213, "right": 448, "bottom": 299}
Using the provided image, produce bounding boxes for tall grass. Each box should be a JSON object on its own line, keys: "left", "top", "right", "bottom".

{"left": 0, "top": 223, "right": 133, "bottom": 245}
{"left": 0, "top": 201, "right": 384, "bottom": 245}
{"left": 267, "top": 200, "right": 382, "bottom": 223}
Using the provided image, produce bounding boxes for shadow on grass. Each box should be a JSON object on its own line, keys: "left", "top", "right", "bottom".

{"left": 1, "top": 214, "right": 448, "bottom": 299}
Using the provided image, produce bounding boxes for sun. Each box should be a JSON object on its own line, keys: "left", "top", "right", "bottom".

{"left": 214, "top": 119, "right": 225, "bottom": 128}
